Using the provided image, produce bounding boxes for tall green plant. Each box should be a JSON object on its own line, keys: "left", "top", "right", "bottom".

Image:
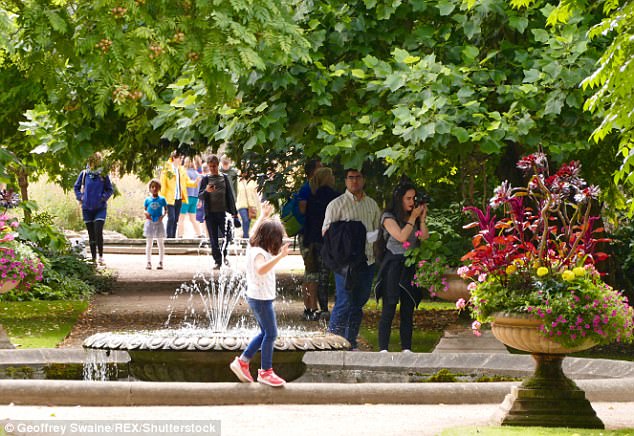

{"left": 500, "top": 0, "right": 634, "bottom": 211}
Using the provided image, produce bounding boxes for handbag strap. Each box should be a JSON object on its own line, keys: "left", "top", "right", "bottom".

{"left": 242, "top": 180, "right": 251, "bottom": 207}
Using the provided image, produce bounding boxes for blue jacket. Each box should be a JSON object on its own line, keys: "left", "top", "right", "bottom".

{"left": 73, "top": 169, "right": 114, "bottom": 211}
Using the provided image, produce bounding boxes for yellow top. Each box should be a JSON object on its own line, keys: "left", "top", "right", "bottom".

{"left": 159, "top": 159, "right": 198, "bottom": 205}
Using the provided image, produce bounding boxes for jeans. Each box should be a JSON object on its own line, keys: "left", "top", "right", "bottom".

{"left": 243, "top": 297, "right": 278, "bottom": 370}
{"left": 166, "top": 199, "right": 183, "bottom": 238}
{"left": 328, "top": 263, "right": 376, "bottom": 348}
{"left": 238, "top": 208, "right": 250, "bottom": 239}
{"left": 205, "top": 211, "right": 230, "bottom": 265}
{"left": 378, "top": 290, "right": 416, "bottom": 351}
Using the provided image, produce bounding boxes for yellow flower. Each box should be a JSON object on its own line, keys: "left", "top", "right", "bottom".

{"left": 562, "top": 270, "right": 575, "bottom": 282}
{"left": 573, "top": 267, "right": 586, "bottom": 277}
{"left": 536, "top": 267, "right": 549, "bottom": 277}
{"left": 505, "top": 265, "right": 517, "bottom": 275}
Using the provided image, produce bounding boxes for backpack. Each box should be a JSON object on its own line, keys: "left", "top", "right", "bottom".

{"left": 280, "top": 193, "right": 305, "bottom": 237}
{"left": 374, "top": 225, "right": 388, "bottom": 264}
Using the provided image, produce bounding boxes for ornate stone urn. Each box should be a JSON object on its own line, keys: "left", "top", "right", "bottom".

{"left": 437, "top": 268, "right": 470, "bottom": 302}
{"left": 0, "top": 280, "right": 20, "bottom": 294}
{"left": 491, "top": 313, "right": 603, "bottom": 429}
{"left": 0, "top": 281, "right": 18, "bottom": 348}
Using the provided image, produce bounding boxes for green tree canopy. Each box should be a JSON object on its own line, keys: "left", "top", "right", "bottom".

{"left": 505, "top": 0, "right": 634, "bottom": 211}
{"left": 0, "top": 0, "right": 309, "bottom": 190}
{"left": 179, "top": 0, "right": 618, "bottom": 205}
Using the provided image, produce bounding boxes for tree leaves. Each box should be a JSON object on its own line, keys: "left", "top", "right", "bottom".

{"left": 0, "top": 0, "right": 310, "bottom": 186}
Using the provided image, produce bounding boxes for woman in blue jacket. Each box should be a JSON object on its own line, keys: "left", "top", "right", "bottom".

{"left": 73, "top": 152, "right": 114, "bottom": 265}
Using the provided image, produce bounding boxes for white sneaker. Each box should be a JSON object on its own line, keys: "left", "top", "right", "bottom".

{"left": 402, "top": 349, "right": 412, "bottom": 353}
{"left": 379, "top": 350, "right": 388, "bottom": 353}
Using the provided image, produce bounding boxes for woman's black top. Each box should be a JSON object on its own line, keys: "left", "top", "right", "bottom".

{"left": 303, "top": 186, "right": 340, "bottom": 245}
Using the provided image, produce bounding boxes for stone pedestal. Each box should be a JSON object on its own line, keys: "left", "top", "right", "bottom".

{"left": 496, "top": 354, "right": 603, "bottom": 428}
{"left": 491, "top": 313, "right": 603, "bottom": 429}
{"left": 0, "top": 325, "right": 14, "bottom": 349}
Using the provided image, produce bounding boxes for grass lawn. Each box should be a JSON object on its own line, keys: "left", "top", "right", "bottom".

{"left": 359, "top": 326, "right": 443, "bottom": 352}
{"left": 359, "top": 300, "right": 455, "bottom": 352}
{"left": 442, "top": 427, "right": 634, "bottom": 435}
{"left": 0, "top": 300, "right": 88, "bottom": 348}
{"left": 364, "top": 299, "right": 457, "bottom": 311}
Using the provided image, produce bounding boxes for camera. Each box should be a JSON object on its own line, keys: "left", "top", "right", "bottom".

{"left": 415, "top": 190, "right": 431, "bottom": 206}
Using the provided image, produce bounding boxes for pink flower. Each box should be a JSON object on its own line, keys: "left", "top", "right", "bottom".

{"left": 402, "top": 241, "right": 411, "bottom": 249}
{"left": 456, "top": 266, "right": 469, "bottom": 277}
{"left": 516, "top": 152, "right": 548, "bottom": 173}
{"left": 415, "top": 230, "right": 423, "bottom": 238}
{"left": 456, "top": 298, "right": 466, "bottom": 310}
{"left": 490, "top": 181, "right": 512, "bottom": 208}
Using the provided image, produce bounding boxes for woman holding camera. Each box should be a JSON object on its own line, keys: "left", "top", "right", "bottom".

{"left": 374, "top": 180, "right": 428, "bottom": 352}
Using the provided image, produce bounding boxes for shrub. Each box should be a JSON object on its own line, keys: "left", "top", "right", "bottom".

{"left": 108, "top": 216, "right": 144, "bottom": 238}
{"left": 17, "top": 210, "right": 71, "bottom": 253}
{"left": 28, "top": 174, "right": 147, "bottom": 237}
{"left": 1, "top": 253, "right": 116, "bottom": 301}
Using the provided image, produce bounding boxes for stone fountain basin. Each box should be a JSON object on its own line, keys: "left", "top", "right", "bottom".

{"left": 83, "top": 328, "right": 350, "bottom": 382}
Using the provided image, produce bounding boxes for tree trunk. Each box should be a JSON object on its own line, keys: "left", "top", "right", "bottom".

{"left": 16, "top": 167, "right": 30, "bottom": 223}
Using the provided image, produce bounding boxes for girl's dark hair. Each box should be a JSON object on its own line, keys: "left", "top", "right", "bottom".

{"left": 387, "top": 180, "right": 417, "bottom": 224}
{"left": 250, "top": 219, "right": 285, "bottom": 255}
{"left": 148, "top": 179, "right": 161, "bottom": 190}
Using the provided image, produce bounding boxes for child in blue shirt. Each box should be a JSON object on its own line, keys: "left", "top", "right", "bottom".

{"left": 144, "top": 179, "right": 168, "bottom": 270}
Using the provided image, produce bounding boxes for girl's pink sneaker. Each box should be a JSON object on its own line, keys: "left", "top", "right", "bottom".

{"left": 229, "top": 357, "right": 253, "bottom": 383}
{"left": 257, "top": 368, "right": 286, "bottom": 387}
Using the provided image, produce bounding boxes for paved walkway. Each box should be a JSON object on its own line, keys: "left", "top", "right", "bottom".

{"left": 2, "top": 402, "right": 634, "bottom": 435}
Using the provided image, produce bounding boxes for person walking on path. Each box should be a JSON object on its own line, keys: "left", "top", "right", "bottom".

{"left": 322, "top": 168, "right": 381, "bottom": 350}
{"left": 143, "top": 179, "right": 168, "bottom": 270}
{"left": 177, "top": 156, "right": 204, "bottom": 238}
{"left": 160, "top": 151, "right": 199, "bottom": 239}
{"left": 73, "top": 152, "right": 113, "bottom": 265}
{"left": 198, "top": 155, "right": 239, "bottom": 268}
{"left": 374, "top": 180, "right": 428, "bottom": 352}
{"left": 236, "top": 175, "right": 261, "bottom": 238}
{"left": 220, "top": 154, "right": 239, "bottom": 198}
{"left": 229, "top": 202, "right": 290, "bottom": 387}
{"left": 296, "top": 159, "right": 322, "bottom": 319}
{"left": 302, "top": 167, "right": 339, "bottom": 320}
{"left": 196, "top": 162, "right": 210, "bottom": 238}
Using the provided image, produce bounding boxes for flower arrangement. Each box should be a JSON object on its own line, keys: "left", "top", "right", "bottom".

{"left": 459, "top": 152, "right": 634, "bottom": 347}
{"left": 410, "top": 256, "right": 448, "bottom": 298}
{"left": 0, "top": 214, "right": 44, "bottom": 290}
